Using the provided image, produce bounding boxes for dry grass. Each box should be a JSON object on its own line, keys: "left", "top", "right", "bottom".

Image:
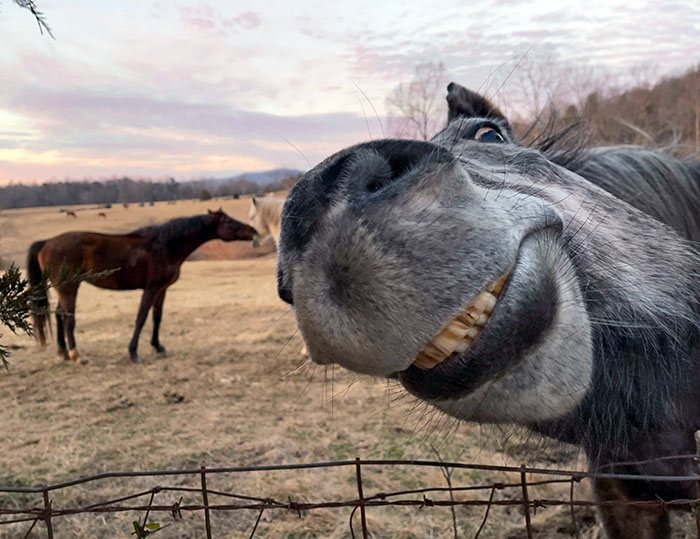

{"left": 2, "top": 200, "right": 691, "bottom": 538}
{"left": 0, "top": 196, "right": 275, "bottom": 268}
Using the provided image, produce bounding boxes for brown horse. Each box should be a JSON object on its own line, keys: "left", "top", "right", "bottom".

{"left": 66, "top": 210, "right": 77, "bottom": 218}
{"left": 27, "top": 209, "right": 256, "bottom": 364}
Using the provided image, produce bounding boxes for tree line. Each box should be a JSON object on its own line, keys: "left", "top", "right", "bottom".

{"left": 0, "top": 173, "right": 303, "bottom": 211}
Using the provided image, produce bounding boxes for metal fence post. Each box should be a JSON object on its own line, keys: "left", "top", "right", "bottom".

{"left": 355, "top": 458, "right": 369, "bottom": 539}
{"left": 693, "top": 431, "right": 700, "bottom": 538}
{"left": 42, "top": 488, "right": 53, "bottom": 539}
{"left": 520, "top": 465, "right": 533, "bottom": 539}
{"left": 201, "top": 466, "right": 212, "bottom": 539}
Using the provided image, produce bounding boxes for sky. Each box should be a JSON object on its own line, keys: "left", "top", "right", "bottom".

{"left": 0, "top": 0, "right": 698, "bottom": 184}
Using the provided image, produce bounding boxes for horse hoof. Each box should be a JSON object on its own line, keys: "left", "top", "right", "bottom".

{"left": 154, "top": 346, "right": 167, "bottom": 357}
{"left": 57, "top": 348, "right": 69, "bottom": 361}
{"left": 69, "top": 350, "right": 88, "bottom": 365}
{"left": 130, "top": 355, "right": 141, "bottom": 364}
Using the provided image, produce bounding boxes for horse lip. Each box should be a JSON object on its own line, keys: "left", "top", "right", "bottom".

{"left": 395, "top": 228, "right": 561, "bottom": 399}
{"left": 410, "top": 269, "right": 512, "bottom": 371}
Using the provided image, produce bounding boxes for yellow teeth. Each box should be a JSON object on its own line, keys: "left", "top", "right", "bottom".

{"left": 413, "top": 272, "right": 510, "bottom": 371}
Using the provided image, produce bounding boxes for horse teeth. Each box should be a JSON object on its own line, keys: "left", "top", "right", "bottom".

{"left": 412, "top": 271, "right": 510, "bottom": 371}
{"left": 471, "top": 291, "right": 497, "bottom": 314}
{"left": 432, "top": 331, "right": 462, "bottom": 356}
{"left": 454, "top": 341, "right": 470, "bottom": 354}
{"left": 442, "top": 319, "right": 471, "bottom": 339}
{"left": 414, "top": 353, "right": 441, "bottom": 370}
{"left": 474, "top": 313, "right": 490, "bottom": 327}
{"left": 456, "top": 312, "right": 478, "bottom": 325}
{"left": 422, "top": 342, "right": 448, "bottom": 361}
{"left": 465, "top": 326, "right": 480, "bottom": 339}
{"left": 489, "top": 273, "right": 510, "bottom": 295}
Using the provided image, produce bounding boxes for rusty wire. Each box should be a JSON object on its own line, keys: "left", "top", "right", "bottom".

{"left": 2, "top": 457, "right": 700, "bottom": 538}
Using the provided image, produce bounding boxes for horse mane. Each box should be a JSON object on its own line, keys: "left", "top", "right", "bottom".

{"left": 523, "top": 117, "right": 700, "bottom": 243}
{"left": 576, "top": 148, "right": 700, "bottom": 243}
{"left": 500, "top": 113, "right": 700, "bottom": 463}
{"left": 129, "top": 214, "right": 211, "bottom": 243}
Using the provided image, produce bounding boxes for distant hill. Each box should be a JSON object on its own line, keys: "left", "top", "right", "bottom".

{"left": 197, "top": 168, "right": 303, "bottom": 188}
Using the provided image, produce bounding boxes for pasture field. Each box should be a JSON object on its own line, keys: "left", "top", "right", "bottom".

{"left": 0, "top": 200, "right": 690, "bottom": 538}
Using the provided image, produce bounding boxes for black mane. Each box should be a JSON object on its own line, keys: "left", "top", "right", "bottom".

{"left": 528, "top": 120, "right": 700, "bottom": 243}
{"left": 129, "top": 214, "right": 212, "bottom": 244}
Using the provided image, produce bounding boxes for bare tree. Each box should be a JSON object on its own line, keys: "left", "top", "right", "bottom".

{"left": 386, "top": 62, "right": 448, "bottom": 140}
{"left": 511, "top": 52, "right": 568, "bottom": 119}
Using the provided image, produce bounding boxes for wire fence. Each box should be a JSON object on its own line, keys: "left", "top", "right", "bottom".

{"left": 3, "top": 456, "right": 700, "bottom": 538}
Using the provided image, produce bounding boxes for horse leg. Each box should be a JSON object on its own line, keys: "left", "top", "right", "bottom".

{"left": 593, "top": 477, "right": 670, "bottom": 538}
{"left": 56, "top": 287, "right": 86, "bottom": 365}
{"left": 55, "top": 311, "right": 68, "bottom": 360}
{"left": 150, "top": 287, "right": 167, "bottom": 355}
{"left": 128, "top": 287, "right": 159, "bottom": 363}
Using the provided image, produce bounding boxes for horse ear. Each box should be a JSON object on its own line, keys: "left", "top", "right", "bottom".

{"left": 208, "top": 209, "right": 215, "bottom": 215}
{"left": 252, "top": 197, "right": 257, "bottom": 207}
{"left": 446, "top": 82, "right": 510, "bottom": 128}
{"left": 218, "top": 206, "right": 223, "bottom": 213}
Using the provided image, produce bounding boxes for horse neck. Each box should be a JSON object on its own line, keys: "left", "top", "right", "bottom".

{"left": 167, "top": 216, "right": 217, "bottom": 262}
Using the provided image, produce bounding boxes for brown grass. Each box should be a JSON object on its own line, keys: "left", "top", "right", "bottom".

{"left": 1, "top": 201, "right": 693, "bottom": 538}
{"left": 0, "top": 196, "right": 275, "bottom": 268}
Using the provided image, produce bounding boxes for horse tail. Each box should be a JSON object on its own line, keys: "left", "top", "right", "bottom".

{"left": 27, "top": 240, "right": 50, "bottom": 346}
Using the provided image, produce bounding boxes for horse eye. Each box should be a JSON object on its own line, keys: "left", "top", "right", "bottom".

{"left": 474, "top": 126, "right": 504, "bottom": 143}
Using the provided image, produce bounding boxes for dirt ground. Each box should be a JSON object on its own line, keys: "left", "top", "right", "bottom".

{"left": 0, "top": 201, "right": 694, "bottom": 537}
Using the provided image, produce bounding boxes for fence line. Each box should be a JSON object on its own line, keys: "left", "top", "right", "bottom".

{"left": 3, "top": 456, "right": 700, "bottom": 538}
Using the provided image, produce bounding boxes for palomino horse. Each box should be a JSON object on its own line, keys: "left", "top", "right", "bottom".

{"left": 277, "top": 83, "right": 699, "bottom": 538}
{"left": 248, "top": 196, "right": 284, "bottom": 247}
{"left": 28, "top": 209, "right": 256, "bottom": 364}
{"left": 248, "top": 195, "right": 310, "bottom": 358}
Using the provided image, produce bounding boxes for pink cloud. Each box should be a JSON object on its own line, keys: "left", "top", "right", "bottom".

{"left": 227, "top": 11, "right": 263, "bottom": 31}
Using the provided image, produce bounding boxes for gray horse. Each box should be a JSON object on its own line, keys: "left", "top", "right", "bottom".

{"left": 277, "top": 82, "right": 700, "bottom": 538}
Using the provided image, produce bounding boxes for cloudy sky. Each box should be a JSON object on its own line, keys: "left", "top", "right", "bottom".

{"left": 0, "top": 0, "right": 698, "bottom": 184}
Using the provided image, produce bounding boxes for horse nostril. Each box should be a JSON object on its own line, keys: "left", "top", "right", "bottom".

{"left": 352, "top": 150, "right": 415, "bottom": 195}
{"left": 350, "top": 140, "right": 447, "bottom": 195}
{"left": 365, "top": 157, "right": 412, "bottom": 193}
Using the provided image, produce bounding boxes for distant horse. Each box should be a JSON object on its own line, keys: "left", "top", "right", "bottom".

{"left": 98, "top": 212, "right": 107, "bottom": 218}
{"left": 28, "top": 209, "right": 256, "bottom": 364}
{"left": 66, "top": 211, "right": 77, "bottom": 218}
{"left": 248, "top": 196, "right": 285, "bottom": 247}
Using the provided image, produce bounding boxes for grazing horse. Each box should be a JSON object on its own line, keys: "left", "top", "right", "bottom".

{"left": 276, "top": 83, "right": 700, "bottom": 538}
{"left": 28, "top": 209, "right": 256, "bottom": 364}
{"left": 249, "top": 196, "right": 285, "bottom": 247}
{"left": 66, "top": 210, "right": 77, "bottom": 218}
{"left": 98, "top": 212, "right": 107, "bottom": 218}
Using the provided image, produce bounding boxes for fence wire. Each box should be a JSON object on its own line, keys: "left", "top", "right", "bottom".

{"left": 3, "top": 456, "right": 700, "bottom": 538}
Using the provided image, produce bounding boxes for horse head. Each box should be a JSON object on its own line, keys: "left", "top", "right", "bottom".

{"left": 249, "top": 197, "right": 284, "bottom": 247}
{"left": 208, "top": 208, "right": 256, "bottom": 242}
{"left": 276, "top": 83, "right": 699, "bottom": 443}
